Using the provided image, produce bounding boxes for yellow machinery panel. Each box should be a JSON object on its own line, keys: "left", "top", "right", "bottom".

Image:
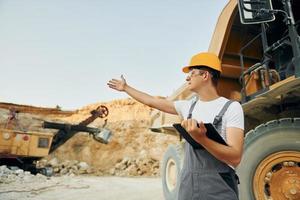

{"left": 0, "top": 129, "right": 53, "bottom": 157}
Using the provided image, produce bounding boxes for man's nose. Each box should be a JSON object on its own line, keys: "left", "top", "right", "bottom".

{"left": 186, "top": 76, "right": 191, "bottom": 81}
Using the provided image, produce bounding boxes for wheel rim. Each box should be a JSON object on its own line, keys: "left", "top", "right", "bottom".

{"left": 166, "top": 158, "right": 177, "bottom": 191}
{"left": 253, "top": 151, "right": 300, "bottom": 200}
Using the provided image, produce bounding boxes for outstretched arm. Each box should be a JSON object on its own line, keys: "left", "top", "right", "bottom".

{"left": 107, "top": 75, "right": 177, "bottom": 115}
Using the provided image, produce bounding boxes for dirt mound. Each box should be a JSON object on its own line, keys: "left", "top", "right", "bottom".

{"left": 46, "top": 98, "right": 177, "bottom": 176}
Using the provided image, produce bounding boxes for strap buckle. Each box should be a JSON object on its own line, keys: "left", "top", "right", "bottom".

{"left": 213, "top": 116, "right": 222, "bottom": 126}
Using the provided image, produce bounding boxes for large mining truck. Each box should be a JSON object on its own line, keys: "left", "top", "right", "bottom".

{"left": 150, "top": 0, "right": 300, "bottom": 199}
{"left": 0, "top": 105, "right": 112, "bottom": 175}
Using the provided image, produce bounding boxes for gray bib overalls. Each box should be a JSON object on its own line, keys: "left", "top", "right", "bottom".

{"left": 177, "top": 98, "right": 239, "bottom": 200}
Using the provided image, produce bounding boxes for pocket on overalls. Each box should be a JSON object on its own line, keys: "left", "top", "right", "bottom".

{"left": 217, "top": 172, "right": 239, "bottom": 198}
{"left": 191, "top": 172, "right": 238, "bottom": 200}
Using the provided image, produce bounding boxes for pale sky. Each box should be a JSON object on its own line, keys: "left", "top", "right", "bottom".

{"left": 0, "top": 0, "right": 228, "bottom": 110}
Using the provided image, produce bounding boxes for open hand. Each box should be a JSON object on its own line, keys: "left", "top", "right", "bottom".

{"left": 107, "top": 75, "right": 127, "bottom": 92}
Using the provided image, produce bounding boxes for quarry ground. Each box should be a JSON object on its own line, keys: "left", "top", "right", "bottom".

{"left": 0, "top": 176, "right": 164, "bottom": 200}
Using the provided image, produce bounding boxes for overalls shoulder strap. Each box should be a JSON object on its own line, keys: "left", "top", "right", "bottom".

{"left": 187, "top": 96, "right": 198, "bottom": 119}
{"left": 187, "top": 96, "right": 234, "bottom": 123}
{"left": 213, "top": 100, "right": 234, "bottom": 127}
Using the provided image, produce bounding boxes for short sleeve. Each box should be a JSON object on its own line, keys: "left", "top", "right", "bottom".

{"left": 174, "top": 100, "right": 191, "bottom": 119}
{"left": 224, "top": 101, "right": 244, "bottom": 130}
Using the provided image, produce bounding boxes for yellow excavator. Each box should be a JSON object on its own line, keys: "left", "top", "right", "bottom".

{"left": 0, "top": 105, "right": 112, "bottom": 175}
{"left": 150, "top": 0, "right": 300, "bottom": 199}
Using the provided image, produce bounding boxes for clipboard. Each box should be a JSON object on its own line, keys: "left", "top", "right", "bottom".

{"left": 173, "top": 123, "right": 228, "bottom": 149}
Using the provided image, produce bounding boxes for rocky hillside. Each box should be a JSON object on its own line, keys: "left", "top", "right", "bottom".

{"left": 0, "top": 99, "right": 178, "bottom": 176}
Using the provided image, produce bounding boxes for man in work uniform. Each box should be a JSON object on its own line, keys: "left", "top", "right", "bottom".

{"left": 107, "top": 52, "right": 244, "bottom": 200}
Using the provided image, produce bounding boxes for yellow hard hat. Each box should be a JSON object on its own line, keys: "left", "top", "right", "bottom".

{"left": 182, "top": 52, "right": 222, "bottom": 73}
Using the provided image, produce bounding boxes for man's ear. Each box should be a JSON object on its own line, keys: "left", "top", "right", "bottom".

{"left": 203, "top": 71, "right": 210, "bottom": 80}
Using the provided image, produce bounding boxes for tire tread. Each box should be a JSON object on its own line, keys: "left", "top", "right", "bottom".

{"left": 245, "top": 118, "right": 299, "bottom": 147}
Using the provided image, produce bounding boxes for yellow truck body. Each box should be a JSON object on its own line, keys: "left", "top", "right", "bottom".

{"left": 154, "top": 1, "right": 300, "bottom": 200}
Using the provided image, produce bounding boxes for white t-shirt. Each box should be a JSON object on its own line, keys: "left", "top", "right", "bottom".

{"left": 174, "top": 96, "right": 244, "bottom": 142}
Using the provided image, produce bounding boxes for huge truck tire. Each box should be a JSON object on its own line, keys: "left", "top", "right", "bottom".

{"left": 236, "top": 118, "right": 300, "bottom": 200}
{"left": 161, "top": 143, "right": 184, "bottom": 200}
